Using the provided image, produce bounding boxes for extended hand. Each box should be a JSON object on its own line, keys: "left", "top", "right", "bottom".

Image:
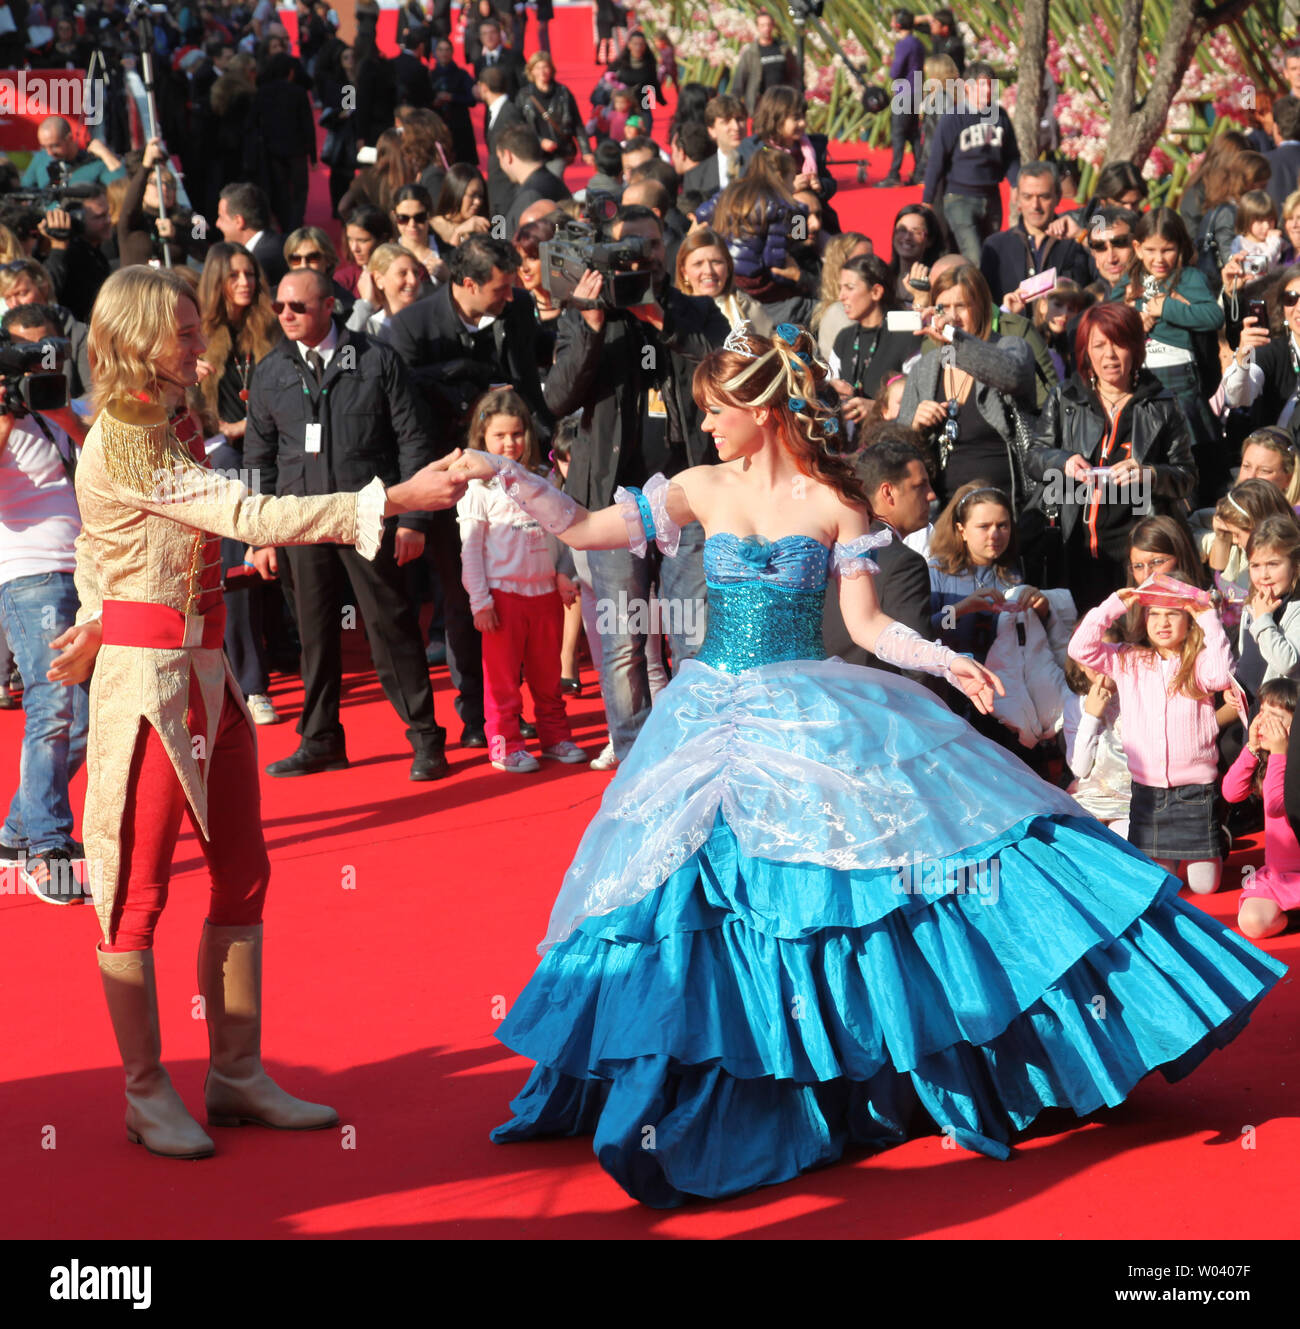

{"left": 451, "top": 451, "right": 499, "bottom": 481}
{"left": 397, "top": 454, "right": 470, "bottom": 510}
{"left": 950, "top": 656, "right": 1004, "bottom": 715}
{"left": 46, "top": 621, "right": 101, "bottom": 685}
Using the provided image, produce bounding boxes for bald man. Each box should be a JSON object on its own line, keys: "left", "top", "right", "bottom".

{"left": 516, "top": 198, "right": 563, "bottom": 231}
{"left": 21, "top": 116, "right": 125, "bottom": 189}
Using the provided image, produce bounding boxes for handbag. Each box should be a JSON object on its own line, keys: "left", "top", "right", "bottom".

{"left": 1002, "top": 390, "right": 1065, "bottom": 587}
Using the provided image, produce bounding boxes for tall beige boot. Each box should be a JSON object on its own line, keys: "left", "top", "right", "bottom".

{"left": 97, "top": 947, "right": 215, "bottom": 1159}
{"left": 199, "top": 922, "right": 339, "bottom": 1130}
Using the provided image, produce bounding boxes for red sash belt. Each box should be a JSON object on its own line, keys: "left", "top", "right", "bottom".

{"left": 101, "top": 599, "right": 227, "bottom": 649}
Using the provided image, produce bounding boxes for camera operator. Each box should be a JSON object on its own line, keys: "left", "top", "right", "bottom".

{"left": 0, "top": 261, "right": 92, "bottom": 403}
{"left": 21, "top": 116, "right": 125, "bottom": 189}
{"left": 118, "top": 138, "right": 207, "bottom": 269}
{"left": 545, "top": 203, "right": 729, "bottom": 768}
{"left": 38, "top": 186, "right": 114, "bottom": 323}
{"left": 0, "top": 304, "right": 89, "bottom": 903}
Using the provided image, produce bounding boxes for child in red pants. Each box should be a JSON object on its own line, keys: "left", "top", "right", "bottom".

{"left": 458, "top": 390, "right": 584, "bottom": 773}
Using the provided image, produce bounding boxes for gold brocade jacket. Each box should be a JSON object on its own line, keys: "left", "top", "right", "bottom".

{"left": 74, "top": 400, "right": 386, "bottom": 940}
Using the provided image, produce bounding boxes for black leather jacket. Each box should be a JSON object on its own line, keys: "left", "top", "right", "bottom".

{"left": 1023, "top": 369, "right": 1197, "bottom": 542}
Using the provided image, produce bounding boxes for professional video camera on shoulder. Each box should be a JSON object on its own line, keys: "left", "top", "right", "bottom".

{"left": 8, "top": 179, "right": 103, "bottom": 243}
{"left": 0, "top": 332, "right": 69, "bottom": 417}
{"left": 540, "top": 193, "right": 655, "bottom": 310}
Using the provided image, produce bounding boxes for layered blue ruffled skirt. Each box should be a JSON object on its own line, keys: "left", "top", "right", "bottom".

{"left": 491, "top": 660, "right": 1287, "bottom": 1208}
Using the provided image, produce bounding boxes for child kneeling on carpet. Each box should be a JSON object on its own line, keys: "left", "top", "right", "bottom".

{"left": 457, "top": 390, "right": 585, "bottom": 774}
{"left": 1223, "top": 677, "right": 1298, "bottom": 938}
{"left": 1069, "top": 574, "right": 1233, "bottom": 894}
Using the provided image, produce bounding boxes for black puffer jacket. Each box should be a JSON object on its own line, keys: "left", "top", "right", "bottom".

{"left": 1023, "top": 369, "right": 1197, "bottom": 542}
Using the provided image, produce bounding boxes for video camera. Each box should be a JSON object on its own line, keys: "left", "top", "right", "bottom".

{"left": 8, "top": 178, "right": 103, "bottom": 243}
{"left": 539, "top": 193, "right": 656, "bottom": 310}
{"left": 0, "top": 333, "right": 70, "bottom": 418}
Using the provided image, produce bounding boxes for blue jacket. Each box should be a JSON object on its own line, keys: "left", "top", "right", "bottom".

{"left": 694, "top": 191, "right": 808, "bottom": 282}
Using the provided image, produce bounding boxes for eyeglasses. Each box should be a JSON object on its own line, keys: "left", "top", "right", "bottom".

{"left": 288, "top": 251, "right": 326, "bottom": 266}
{"left": 1089, "top": 236, "right": 1134, "bottom": 253}
{"left": 1282, "top": 290, "right": 1300, "bottom": 308}
{"left": 1130, "top": 554, "right": 1176, "bottom": 576}
{"left": 395, "top": 211, "right": 428, "bottom": 226}
{"left": 271, "top": 300, "right": 314, "bottom": 314}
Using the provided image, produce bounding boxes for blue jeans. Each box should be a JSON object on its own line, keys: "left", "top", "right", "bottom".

{"left": 0, "top": 572, "right": 89, "bottom": 854}
{"left": 587, "top": 521, "right": 707, "bottom": 760}
{"left": 943, "top": 190, "right": 1002, "bottom": 264}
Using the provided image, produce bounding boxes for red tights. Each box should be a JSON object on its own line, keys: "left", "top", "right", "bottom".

{"left": 102, "top": 691, "right": 270, "bottom": 952}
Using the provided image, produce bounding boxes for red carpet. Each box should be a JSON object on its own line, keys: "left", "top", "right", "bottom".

{"left": 1, "top": 658, "right": 1297, "bottom": 1239}
{"left": 0, "top": 7, "right": 1295, "bottom": 1241}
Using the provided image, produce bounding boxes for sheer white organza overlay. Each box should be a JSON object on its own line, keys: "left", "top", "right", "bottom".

{"left": 540, "top": 658, "right": 1083, "bottom": 950}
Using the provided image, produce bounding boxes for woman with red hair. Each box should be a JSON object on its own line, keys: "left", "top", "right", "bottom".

{"left": 446, "top": 323, "right": 1283, "bottom": 1209}
{"left": 1024, "top": 300, "right": 1197, "bottom": 612}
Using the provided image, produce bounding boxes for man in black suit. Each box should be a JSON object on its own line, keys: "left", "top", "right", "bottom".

{"left": 472, "top": 19, "right": 525, "bottom": 98}
{"left": 394, "top": 25, "right": 435, "bottom": 109}
{"left": 243, "top": 268, "right": 451, "bottom": 781}
{"left": 387, "top": 234, "right": 553, "bottom": 746}
{"left": 216, "top": 181, "right": 287, "bottom": 287}
{"left": 680, "top": 94, "right": 746, "bottom": 205}
{"left": 478, "top": 65, "right": 524, "bottom": 219}
{"left": 822, "top": 432, "right": 940, "bottom": 672}
{"left": 498, "top": 124, "right": 571, "bottom": 237}
{"left": 1266, "top": 96, "right": 1300, "bottom": 214}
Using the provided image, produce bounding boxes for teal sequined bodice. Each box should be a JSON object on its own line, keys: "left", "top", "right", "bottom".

{"left": 696, "top": 534, "right": 830, "bottom": 674}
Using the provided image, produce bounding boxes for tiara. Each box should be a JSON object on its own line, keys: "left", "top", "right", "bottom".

{"left": 722, "top": 321, "right": 759, "bottom": 359}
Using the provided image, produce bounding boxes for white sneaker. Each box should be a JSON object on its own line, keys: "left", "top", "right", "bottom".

{"left": 542, "top": 740, "right": 586, "bottom": 764}
{"left": 589, "top": 741, "right": 618, "bottom": 771}
{"left": 246, "top": 694, "right": 281, "bottom": 725}
{"left": 492, "top": 749, "right": 541, "bottom": 773}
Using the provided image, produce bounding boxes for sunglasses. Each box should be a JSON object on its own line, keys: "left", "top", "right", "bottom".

{"left": 0, "top": 260, "right": 30, "bottom": 274}
{"left": 943, "top": 398, "right": 959, "bottom": 444}
{"left": 288, "top": 251, "right": 327, "bottom": 265}
{"left": 395, "top": 211, "right": 428, "bottom": 226}
{"left": 1283, "top": 290, "right": 1300, "bottom": 308}
{"left": 1089, "top": 235, "right": 1134, "bottom": 253}
{"left": 271, "top": 299, "right": 315, "bottom": 314}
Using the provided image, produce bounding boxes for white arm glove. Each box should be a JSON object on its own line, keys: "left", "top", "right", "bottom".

{"left": 872, "top": 620, "right": 964, "bottom": 686}
{"left": 470, "top": 450, "right": 581, "bottom": 534}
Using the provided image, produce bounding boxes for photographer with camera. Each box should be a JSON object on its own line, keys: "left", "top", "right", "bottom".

{"left": 543, "top": 202, "right": 728, "bottom": 768}
{"left": 0, "top": 303, "right": 88, "bottom": 904}
{"left": 21, "top": 117, "right": 125, "bottom": 190}
{"left": 0, "top": 260, "right": 92, "bottom": 403}
{"left": 39, "top": 186, "right": 113, "bottom": 323}
{"left": 119, "top": 138, "right": 207, "bottom": 269}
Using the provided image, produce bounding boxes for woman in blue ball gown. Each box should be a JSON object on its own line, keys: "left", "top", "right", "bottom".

{"left": 451, "top": 323, "right": 1286, "bottom": 1209}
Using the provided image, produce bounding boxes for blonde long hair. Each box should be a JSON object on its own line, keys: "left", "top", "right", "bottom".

{"left": 89, "top": 266, "right": 198, "bottom": 416}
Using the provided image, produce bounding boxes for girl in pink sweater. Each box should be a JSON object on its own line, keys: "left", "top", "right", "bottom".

{"left": 1223, "top": 677, "right": 1298, "bottom": 939}
{"left": 457, "top": 391, "right": 584, "bottom": 774}
{"left": 1069, "top": 579, "right": 1234, "bottom": 894}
